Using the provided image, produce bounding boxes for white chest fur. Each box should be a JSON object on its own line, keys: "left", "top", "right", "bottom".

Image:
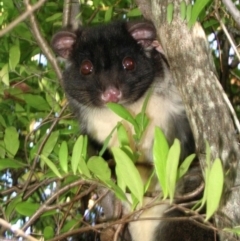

{"left": 84, "top": 83, "right": 183, "bottom": 162}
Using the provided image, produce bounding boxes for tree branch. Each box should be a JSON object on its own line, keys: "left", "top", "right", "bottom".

{"left": 23, "top": 0, "right": 62, "bottom": 83}
{"left": 0, "top": 219, "right": 39, "bottom": 241}
{"left": 222, "top": 0, "right": 240, "bottom": 28}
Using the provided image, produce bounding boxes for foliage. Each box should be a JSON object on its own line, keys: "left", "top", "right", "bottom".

{"left": 0, "top": 0, "right": 239, "bottom": 240}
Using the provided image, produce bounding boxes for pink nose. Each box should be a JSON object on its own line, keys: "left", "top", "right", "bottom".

{"left": 101, "top": 87, "right": 122, "bottom": 103}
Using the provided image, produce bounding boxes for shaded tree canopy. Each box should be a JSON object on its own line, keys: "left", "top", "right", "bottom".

{"left": 0, "top": 0, "right": 240, "bottom": 241}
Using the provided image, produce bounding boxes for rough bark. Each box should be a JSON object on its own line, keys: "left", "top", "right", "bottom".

{"left": 135, "top": 0, "right": 240, "bottom": 240}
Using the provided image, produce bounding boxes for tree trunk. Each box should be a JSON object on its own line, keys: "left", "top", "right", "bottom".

{"left": 136, "top": 0, "right": 240, "bottom": 240}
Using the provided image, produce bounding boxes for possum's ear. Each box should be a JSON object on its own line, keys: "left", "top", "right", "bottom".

{"left": 126, "top": 21, "right": 164, "bottom": 54}
{"left": 51, "top": 31, "right": 76, "bottom": 59}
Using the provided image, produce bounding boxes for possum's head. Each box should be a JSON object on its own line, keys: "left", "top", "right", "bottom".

{"left": 51, "top": 21, "right": 165, "bottom": 108}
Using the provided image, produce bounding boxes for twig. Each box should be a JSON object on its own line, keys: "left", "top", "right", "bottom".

{"left": 23, "top": 0, "right": 63, "bottom": 83}
{"left": 215, "top": 12, "right": 240, "bottom": 61}
{"left": 22, "top": 103, "right": 68, "bottom": 196}
{"left": 0, "top": 219, "right": 39, "bottom": 241}
{"left": 222, "top": 0, "right": 240, "bottom": 28}
{"left": 62, "top": 0, "right": 81, "bottom": 28}
{"left": 22, "top": 180, "right": 97, "bottom": 231}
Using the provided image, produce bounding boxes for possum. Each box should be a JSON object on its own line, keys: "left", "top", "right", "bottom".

{"left": 51, "top": 21, "right": 218, "bottom": 241}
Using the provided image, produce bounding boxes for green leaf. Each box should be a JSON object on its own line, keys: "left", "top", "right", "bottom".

{"left": 4, "top": 126, "right": 20, "bottom": 157}
{"left": 166, "top": 139, "right": 181, "bottom": 202}
{"left": 46, "top": 12, "right": 62, "bottom": 22}
{"left": 202, "top": 19, "right": 219, "bottom": 29}
{"left": 205, "top": 158, "right": 224, "bottom": 220}
{"left": 0, "top": 114, "right": 7, "bottom": 128}
{"left": 135, "top": 113, "right": 149, "bottom": 137}
{"left": 61, "top": 219, "right": 79, "bottom": 233}
{"left": 41, "top": 154, "right": 62, "bottom": 178}
{"left": 127, "top": 8, "right": 141, "bottom": 17}
{"left": 23, "top": 94, "right": 50, "bottom": 111}
{"left": 177, "top": 154, "right": 196, "bottom": 180}
{"left": 105, "top": 6, "right": 113, "bottom": 22}
{"left": 0, "top": 64, "right": 9, "bottom": 86}
{"left": 42, "top": 131, "right": 59, "bottom": 157}
{"left": 99, "top": 123, "right": 120, "bottom": 157}
{"left": 180, "top": 1, "right": 186, "bottom": 20}
{"left": 44, "top": 226, "right": 54, "bottom": 239}
{"left": 59, "top": 141, "right": 68, "bottom": 173}
{"left": 0, "top": 141, "right": 6, "bottom": 158}
{"left": 117, "top": 123, "right": 130, "bottom": 147}
{"left": 87, "top": 156, "right": 111, "bottom": 180}
{"left": 144, "top": 169, "right": 155, "bottom": 193}
{"left": 107, "top": 103, "right": 138, "bottom": 132}
{"left": 153, "top": 127, "right": 169, "bottom": 198}
{"left": 112, "top": 147, "right": 144, "bottom": 204}
{"left": 224, "top": 227, "right": 240, "bottom": 236}
{"left": 186, "top": 4, "right": 192, "bottom": 22}
{"left": 115, "top": 162, "right": 127, "bottom": 192}
{"left": 71, "top": 135, "right": 91, "bottom": 177}
{"left": 188, "top": 0, "right": 211, "bottom": 27}
{"left": 167, "top": 3, "right": 174, "bottom": 24}
{"left": 5, "top": 195, "right": 23, "bottom": 219}
{"left": 196, "top": 141, "right": 211, "bottom": 210}
{"left": 9, "top": 45, "right": 20, "bottom": 70}
{"left": 0, "top": 158, "right": 26, "bottom": 170}
{"left": 15, "top": 202, "right": 40, "bottom": 216}
{"left": 104, "top": 179, "right": 127, "bottom": 201}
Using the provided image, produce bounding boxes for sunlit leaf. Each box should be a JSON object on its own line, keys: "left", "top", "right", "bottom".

{"left": 41, "top": 154, "right": 62, "bottom": 178}
{"left": 188, "top": 0, "right": 211, "bottom": 27}
{"left": 224, "top": 227, "right": 240, "bottom": 236}
{"left": 99, "top": 123, "right": 120, "bottom": 156}
{"left": 4, "top": 126, "right": 20, "bottom": 157}
{"left": 167, "top": 3, "right": 174, "bottom": 24}
{"left": 153, "top": 127, "right": 169, "bottom": 198}
{"left": 199, "top": 141, "right": 212, "bottom": 209}
{"left": 180, "top": 1, "right": 186, "bottom": 20}
{"left": 105, "top": 6, "right": 113, "bottom": 22}
{"left": 186, "top": 4, "right": 192, "bottom": 22}
{"left": 205, "top": 158, "right": 224, "bottom": 220}
{"left": 59, "top": 141, "right": 68, "bottom": 173}
{"left": 0, "top": 64, "right": 9, "bottom": 86}
{"left": 115, "top": 163, "right": 127, "bottom": 192}
{"left": 0, "top": 141, "right": 6, "bottom": 158}
{"left": 104, "top": 179, "right": 127, "bottom": 201}
{"left": 87, "top": 156, "right": 111, "bottom": 180}
{"left": 112, "top": 147, "right": 143, "bottom": 204}
{"left": 71, "top": 135, "right": 91, "bottom": 177}
{"left": 144, "top": 169, "right": 155, "bottom": 193}
{"left": 166, "top": 139, "right": 180, "bottom": 202}
{"left": 42, "top": 131, "right": 59, "bottom": 157}
{"left": 127, "top": 8, "right": 141, "bottom": 17}
{"left": 9, "top": 45, "right": 20, "bottom": 70}
{"left": 117, "top": 123, "right": 130, "bottom": 147}
{"left": 107, "top": 103, "right": 138, "bottom": 132}
{"left": 177, "top": 153, "right": 196, "bottom": 180}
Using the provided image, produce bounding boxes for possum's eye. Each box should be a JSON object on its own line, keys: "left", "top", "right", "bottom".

{"left": 80, "top": 60, "right": 93, "bottom": 75}
{"left": 122, "top": 57, "right": 135, "bottom": 71}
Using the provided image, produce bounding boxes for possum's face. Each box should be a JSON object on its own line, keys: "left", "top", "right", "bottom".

{"left": 52, "top": 22, "right": 164, "bottom": 108}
